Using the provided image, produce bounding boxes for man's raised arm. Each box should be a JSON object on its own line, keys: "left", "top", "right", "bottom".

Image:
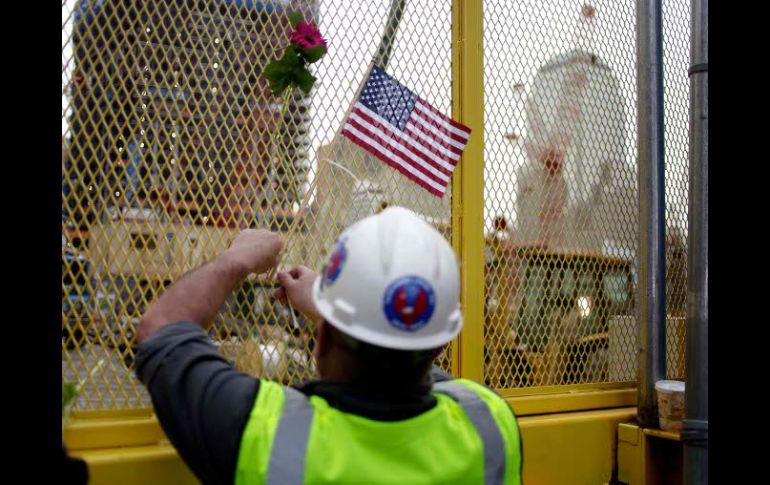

{"left": 137, "top": 229, "right": 282, "bottom": 343}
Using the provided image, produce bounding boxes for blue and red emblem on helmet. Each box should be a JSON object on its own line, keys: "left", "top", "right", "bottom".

{"left": 383, "top": 276, "right": 436, "bottom": 332}
{"left": 321, "top": 240, "right": 347, "bottom": 288}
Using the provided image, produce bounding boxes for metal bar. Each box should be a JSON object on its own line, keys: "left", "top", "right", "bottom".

{"left": 505, "top": 388, "right": 637, "bottom": 417}
{"left": 373, "top": 0, "right": 407, "bottom": 69}
{"left": 449, "top": 0, "right": 462, "bottom": 378}
{"left": 636, "top": 0, "right": 667, "bottom": 428}
{"left": 452, "top": 0, "right": 485, "bottom": 383}
{"left": 450, "top": 0, "right": 464, "bottom": 379}
{"left": 683, "top": 0, "right": 708, "bottom": 482}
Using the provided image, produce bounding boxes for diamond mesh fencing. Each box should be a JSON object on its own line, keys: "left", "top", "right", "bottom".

{"left": 661, "top": 0, "right": 690, "bottom": 380}
{"left": 481, "top": 0, "right": 690, "bottom": 390}
{"left": 62, "top": 0, "right": 692, "bottom": 411}
{"left": 62, "top": 0, "right": 452, "bottom": 410}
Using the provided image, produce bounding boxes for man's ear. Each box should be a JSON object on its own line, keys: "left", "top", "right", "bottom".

{"left": 430, "top": 345, "right": 446, "bottom": 360}
{"left": 315, "top": 320, "right": 330, "bottom": 358}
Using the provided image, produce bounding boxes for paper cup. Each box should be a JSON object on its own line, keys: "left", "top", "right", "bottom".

{"left": 655, "top": 380, "right": 685, "bottom": 432}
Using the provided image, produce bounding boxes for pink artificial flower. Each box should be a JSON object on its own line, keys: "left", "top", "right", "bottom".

{"left": 290, "top": 22, "right": 327, "bottom": 50}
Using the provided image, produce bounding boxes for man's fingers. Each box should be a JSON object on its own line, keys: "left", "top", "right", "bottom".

{"left": 277, "top": 271, "right": 293, "bottom": 285}
{"left": 293, "top": 265, "right": 316, "bottom": 279}
{"left": 279, "top": 266, "right": 314, "bottom": 288}
{"left": 288, "top": 265, "right": 314, "bottom": 279}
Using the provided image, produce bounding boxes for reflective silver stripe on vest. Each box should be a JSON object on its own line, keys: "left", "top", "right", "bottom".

{"left": 267, "top": 386, "right": 314, "bottom": 485}
{"left": 433, "top": 381, "right": 506, "bottom": 485}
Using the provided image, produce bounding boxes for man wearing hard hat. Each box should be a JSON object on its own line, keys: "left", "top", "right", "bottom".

{"left": 136, "top": 206, "right": 523, "bottom": 485}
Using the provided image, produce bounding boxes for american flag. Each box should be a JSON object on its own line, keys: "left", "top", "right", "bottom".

{"left": 341, "top": 66, "right": 471, "bottom": 197}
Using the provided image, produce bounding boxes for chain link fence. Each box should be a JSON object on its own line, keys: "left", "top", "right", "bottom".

{"left": 661, "top": 0, "right": 691, "bottom": 380}
{"left": 62, "top": 0, "right": 452, "bottom": 410}
{"left": 481, "top": 0, "right": 690, "bottom": 389}
{"left": 62, "top": 0, "right": 690, "bottom": 411}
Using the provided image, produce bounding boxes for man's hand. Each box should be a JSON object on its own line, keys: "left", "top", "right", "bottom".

{"left": 220, "top": 229, "right": 283, "bottom": 277}
{"left": 275, "top": 266, "right": 322, "bottom": 324}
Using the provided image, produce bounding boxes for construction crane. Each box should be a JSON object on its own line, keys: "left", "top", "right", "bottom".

{"left": 486, "top": 4, "right": 640, "bottom": 389}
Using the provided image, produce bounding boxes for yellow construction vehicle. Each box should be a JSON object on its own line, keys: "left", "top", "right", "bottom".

{"left": 485, "top": 242, "right": 635, "bottom": 389}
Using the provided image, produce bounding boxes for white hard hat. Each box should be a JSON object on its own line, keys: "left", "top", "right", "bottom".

{"left": 311, "top": 206, "right": 463, "bottom": 351}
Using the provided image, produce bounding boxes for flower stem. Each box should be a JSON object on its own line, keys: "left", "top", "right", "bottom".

{"left": 275, "top": 88, "right": 293, "bottom": 148}
{"left": 268, "top": 88, "right": 295, "bottom": 205}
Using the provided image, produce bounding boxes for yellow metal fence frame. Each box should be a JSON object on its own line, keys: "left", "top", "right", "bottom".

{"left": 450, "top": 0, "right": 636, "bottom": 413}
{"left": 64, "top": 0, "right": 639, "bottom": 449}
{"left": 452, "top": 0, "right": 485, "bottom": 384}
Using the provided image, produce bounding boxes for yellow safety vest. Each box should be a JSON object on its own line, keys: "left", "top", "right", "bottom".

{"left": 236, "top": 378, "right": 522, "bottom": 485}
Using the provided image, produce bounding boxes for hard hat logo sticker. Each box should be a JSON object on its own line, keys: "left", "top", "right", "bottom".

{"left": 383, "top": 276, "right": 435, "bottom": 332}
{"left": 322, "top": 240, "right": 347, "bottom": 288}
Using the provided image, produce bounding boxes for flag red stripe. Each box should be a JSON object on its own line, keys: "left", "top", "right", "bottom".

{"left": 342, "top": 121, "right": 449, "bottom": 185}
{"left": 416, "top": 99, "right": 472, "bottom": 135}
{"left": 352, "top": 104, "right": 460, "bottom": 166}
{"left": 349, "top": 107, "right": 456, "bottom": 176}
{"left": 406, "top": 118, "right": 465, "bottom": 154}
{"left": 410, "top": 110, "right": 469, "bottom": 149}
{"left": 341, "top": 130, "right": 445, "bottom": 197}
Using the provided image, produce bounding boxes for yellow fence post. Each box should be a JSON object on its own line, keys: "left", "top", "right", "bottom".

{"left": 452, "top": 0, "right": 485, "bottom": 383}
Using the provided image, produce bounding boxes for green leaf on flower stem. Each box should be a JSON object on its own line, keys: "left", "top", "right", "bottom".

{"left": 262, "top": 44, "right": 317, "bottom": 97}
{"left": 262, "top": 60, "right": 285, "bottom": 83}
{"left": 294, "top": 68, "right": 316, "bottom": 94}
{"left": 269, "top": 78, "right": 290, "bottom": 97}
{"left": 288, "top": 11, "right": 304, "bottom": 28}
{"left": 302, "top": 45, "right": 326, "bottom": 64}
{"left": 62, "top": 360, "right": 105, "bottom": 431}
{"left": 62, "top": 382, "right": 79, "bottom": 410}
{"left": 262, "top": 58, "right": 294, "bottom": 96}
{"left": 284, "top": 45, "right": 304, "bottom": 66}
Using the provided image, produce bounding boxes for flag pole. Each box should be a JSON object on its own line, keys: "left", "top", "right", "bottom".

{"left": 263, "top": 0, "right": 408, "bottom": 283}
